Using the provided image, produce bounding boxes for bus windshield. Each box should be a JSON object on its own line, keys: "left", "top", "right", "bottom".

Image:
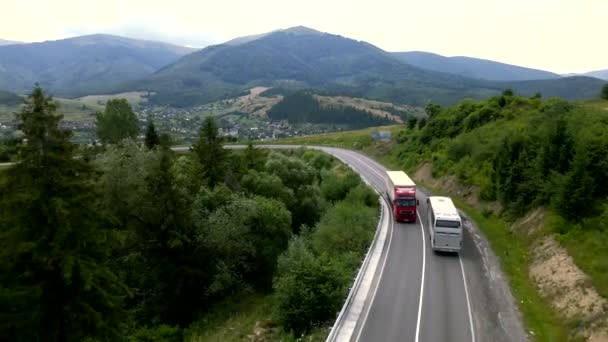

{"left": 396, "top": 198, "right": 416, "bottom": 207}
{"left": 435, "top": 219, "right": 460, "bottom": 228}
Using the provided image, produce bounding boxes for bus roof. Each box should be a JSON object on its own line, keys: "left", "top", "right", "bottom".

{"left": 387, "top": 171, "right": 416, "bottom": 187}
{"left": 428, "top": 196, "right": 460, "bottom": 220}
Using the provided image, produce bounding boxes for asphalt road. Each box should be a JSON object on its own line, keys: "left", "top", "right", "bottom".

{"left": 309, "top": 147, "right": 525, "bottom": 342}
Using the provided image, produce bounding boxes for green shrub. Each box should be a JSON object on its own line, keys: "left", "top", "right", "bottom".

{"left": 272, "top": 237, "right": 345, "bottom": 336}
{"left": 311, "top": 201, "right": 376, "bottom": 258}
{"left": 302, "top": 150, "right": 334, "bottom": 170}
{"left": 344, "top": 184, "right": 378, "bottom": 208}
{"left": 320, "top": 170, "right": 360, "bottom": 202}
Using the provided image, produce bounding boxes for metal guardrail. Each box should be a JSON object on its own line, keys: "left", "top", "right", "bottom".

{"left": 325, "top": 153, "right": 391, "bottom": 342}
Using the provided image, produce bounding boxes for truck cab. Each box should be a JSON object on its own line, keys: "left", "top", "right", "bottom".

{"left": 394, "top": 187, "right": 418, "bottom": 222}
{"left": 386, "top": 171, "right": 418, "bottom": 223}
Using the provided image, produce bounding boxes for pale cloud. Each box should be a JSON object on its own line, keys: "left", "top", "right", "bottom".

{"left": 63, "top": 16, "right": 220, "bottom": 47}
{"left": 1, "top": 0, "right": 606, "bottom": 73}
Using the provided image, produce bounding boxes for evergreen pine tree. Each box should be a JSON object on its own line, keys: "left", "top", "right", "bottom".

{"left": 145, "top": 120, "right": 160, "bottom": 149}
{"left": 192, "top": 117, "right": 228, "bottom": 187}
{"left": 0, "top": 85, "right": 127, "bottom": 341}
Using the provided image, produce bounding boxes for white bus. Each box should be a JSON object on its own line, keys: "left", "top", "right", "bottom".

{"left": 426, "top": 196, "right": 462, "bottom": 253}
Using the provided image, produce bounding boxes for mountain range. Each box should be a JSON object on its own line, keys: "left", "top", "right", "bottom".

{"left": 581, "top": 69, "right": 608, "bottom": 80}
{"left": 0, "top": 34, "right": 195, "bottom": 97}
{"left": 130, "top": 27, "right": 605, "bottom": 106}
{"left": 0, "top": 39, "right": 23, "bottom": 46}
{"left": 0, "top": 27, "right": 606, "bottom": 107}
{"left": 391, "top": 51, "right": 561, "bottom": 81}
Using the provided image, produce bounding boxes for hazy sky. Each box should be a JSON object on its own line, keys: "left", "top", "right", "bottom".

{"left": 1, "top": 0, "right": 606, "bottom": 73}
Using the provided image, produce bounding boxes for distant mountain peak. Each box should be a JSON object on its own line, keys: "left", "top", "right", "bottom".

{"left": 224, "top": 26, "right": 323, "bottom": 46}
{"left": 281, "top": 26, "right": 323, "bottom": 35}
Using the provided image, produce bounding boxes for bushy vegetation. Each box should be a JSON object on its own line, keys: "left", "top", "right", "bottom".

{"left": 398, "top": 94, "right": 608, "bottom": 222}
{"left": 0, "top": 86, "right": 379, "bottom": 340}
{"left": 273, "top": 181, "right": 377, "bottom": 337}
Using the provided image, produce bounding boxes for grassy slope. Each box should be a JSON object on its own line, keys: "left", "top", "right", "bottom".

{"left": 0, "top": 92, "right": 146, "bottom": 123}
{"left": 264, "top": 125, "right": 402, "bottom": 149}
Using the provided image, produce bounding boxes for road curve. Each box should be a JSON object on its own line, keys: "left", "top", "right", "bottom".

{"left": 247, "top": 146, "right": 525, "bottom": 342}
{"left": 246, "top": 146, "right": 476, "bottom": 341}
{"left": 2, "top": 145, "right": 526, "bottom": 341}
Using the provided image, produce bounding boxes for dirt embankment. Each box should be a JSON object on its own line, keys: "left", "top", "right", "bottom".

{"left": 529, "top": 235, "right": 608, "bottom": 341}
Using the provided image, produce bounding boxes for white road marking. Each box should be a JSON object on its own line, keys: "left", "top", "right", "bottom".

{"left": 345, "top": 152, "right": 387, "bottom": 181}
{"left": 346, "top": 149, "right": 429, "bottom": 342}
{"left": 459, "top": 256, "right": 476, "bottom": 342}
{"left": 414, "top": 210, "right": 427, "bottom": 342}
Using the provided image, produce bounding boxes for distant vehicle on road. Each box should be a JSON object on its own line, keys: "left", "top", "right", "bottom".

{"left": 426, "top": 196, "right": 462, "bottom": 253}
{"left": 385, "top": 171, "right": 418, "bottom": 222}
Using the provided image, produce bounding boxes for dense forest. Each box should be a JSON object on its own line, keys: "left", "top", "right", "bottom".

{"left": 394, "top": 92, "right": 608, "bottom": 299}
{"left": 267, "top": 91, "right": 395, "bottom": 128}
{"left": 0, "top": 86, "right": 378, "bottom": 340}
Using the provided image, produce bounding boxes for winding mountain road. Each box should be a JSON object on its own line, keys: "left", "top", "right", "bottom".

{"left": 240, "top": 145, "right": 526, "bottom": 342}
{"left": 3, "top": 145, "right": 526, "bottom": 341}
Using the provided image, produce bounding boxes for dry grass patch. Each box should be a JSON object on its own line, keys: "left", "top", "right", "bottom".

{"left": 75, "top": 91, "right": 149, "bottom": 107}
{"left": 232, "top": 87, "right": 281, "bottom": 118}
{"left": 511, "top": 208, "right": 546, "bottom": 237}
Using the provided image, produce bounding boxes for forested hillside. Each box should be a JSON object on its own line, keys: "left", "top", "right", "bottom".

{"left": 392, "top": 93, "right": 608, "bottom": 340}
{"left": 267, "top": 91, "right": 396, "bottom": 128}
{"left": 399, "top": 93, "right": 608, "bottom": 222}
{"left": 0, "top": 86, "right": 379, "bottom": 340}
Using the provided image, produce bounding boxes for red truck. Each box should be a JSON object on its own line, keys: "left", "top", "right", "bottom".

{"left": 386, "top": 171, "right": 418, "bottom": 222}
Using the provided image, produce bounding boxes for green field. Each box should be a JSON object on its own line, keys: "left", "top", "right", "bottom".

{"left": 0, "top": 92, "right": 146, "bottom": 123}
{"left": 262, "top": 125, "right": 402, "bottom": 149}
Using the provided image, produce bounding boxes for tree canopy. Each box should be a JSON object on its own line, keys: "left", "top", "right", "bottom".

{"left": 95, "top": 98, "right": 139, "bottom": 144}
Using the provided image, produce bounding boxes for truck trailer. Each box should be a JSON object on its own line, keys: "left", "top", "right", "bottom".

{"left": 386, "top": 171, "right": 418, "bottom": 222}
